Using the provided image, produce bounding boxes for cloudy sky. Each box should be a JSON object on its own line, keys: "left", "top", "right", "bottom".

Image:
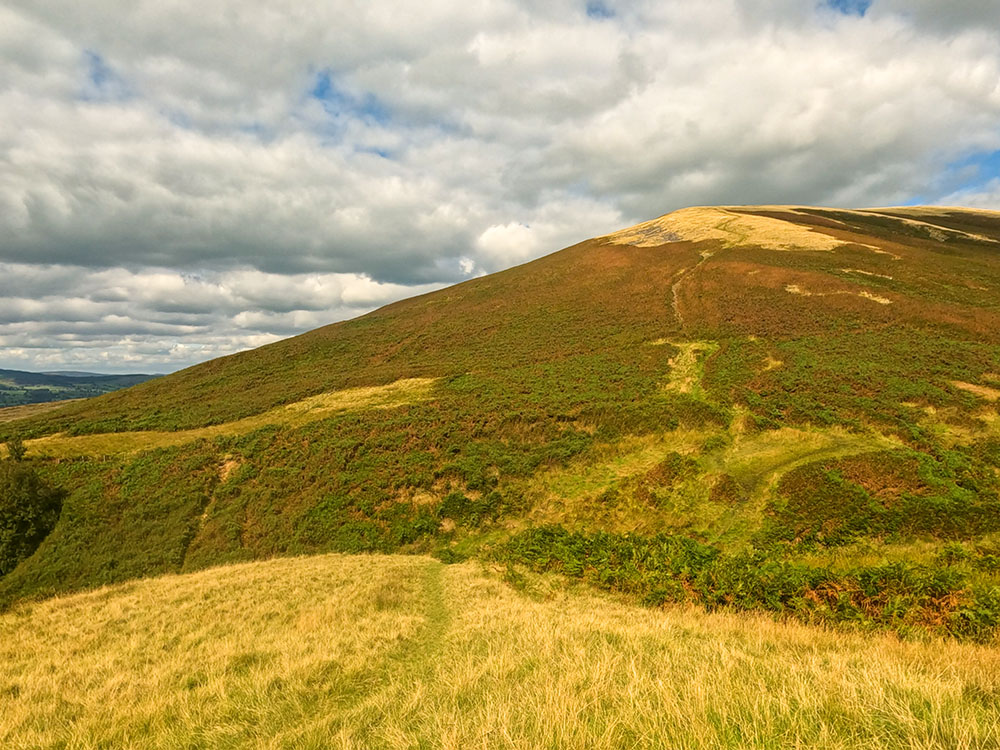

{"left": 2, "top": 0, "right": 999, "bottom": 373}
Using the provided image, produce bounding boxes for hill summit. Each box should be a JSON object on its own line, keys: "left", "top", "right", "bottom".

{"left": 3, "top": 205, "right": 1000, "bottom": 637}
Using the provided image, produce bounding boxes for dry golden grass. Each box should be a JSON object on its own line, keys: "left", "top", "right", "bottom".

{"left": 604, "top": 206, "right": 859, "bottom": 252}
{"left": 662, "top": 340, "right": 717, "bottom": 395}
{"left": 2, "top": 553, "right": 999, "bottom": 749}
{"left": 784, "top": 283, "right": 894, "bottom": 305}
{"left": 952, "top": 380, "right": 1000, "bottom": 402}
{"left": 841, "top": 267, "right": 894, "bottom": 280}
{"left": 859, "top": 290, "right": 894, "bottom": 305}
{"left": 763, "top": 354, "right": 783, "bottom": 371}
{"left": 21, "top": 378, "right": 437, "bottom": 458}
{"left": 0, "top": 400, "right": 83, "bottom": 423}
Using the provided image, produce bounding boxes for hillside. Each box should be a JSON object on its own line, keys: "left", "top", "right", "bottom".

{"left": 3, "top": 553, "right": 999, "bottom": 749}
{"left": 0, "top": 368, "right": 158, "bottom": 408}
{"left": 2, "top": 205, "right": 1000, "bottom": 636}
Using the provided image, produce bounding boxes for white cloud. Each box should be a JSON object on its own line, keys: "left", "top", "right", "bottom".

{"left": 0, "top": 264, "right": 441, "bottom": 370}
{"left": 1, "top": 0, "right": 999, "bottom": 370}
{"left": 937, "top": 179, "right": 1000, "bottom": 210}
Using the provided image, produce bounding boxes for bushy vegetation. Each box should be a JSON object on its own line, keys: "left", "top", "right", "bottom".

{"left": 497, "top": 526, "right": 1000, "bottom": 641}
{"left": 0, "top": 447, "right": 64, "bottom": 577}
{"left": 763, "top": 448, "right": 1000, "bottom": 545}
{"left": 0, "top": 444, "right": 217, "bottom": 605}
{"left": 705, "top": 330, "right": 1000, "bottom": 439}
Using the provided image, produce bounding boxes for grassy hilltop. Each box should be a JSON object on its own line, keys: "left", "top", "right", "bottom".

{"left": 3, "top": 205, "right": 1000, "bottom": 638}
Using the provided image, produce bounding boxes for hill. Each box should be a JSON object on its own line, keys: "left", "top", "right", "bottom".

{"left": 2, "top": 205, "right": 1000, "bottom": 637}
{"left": 0, "top": 368, "right": 158, "bottom": 408}
{"left": 3, "top": 552, "right": 999, "bottom": 749}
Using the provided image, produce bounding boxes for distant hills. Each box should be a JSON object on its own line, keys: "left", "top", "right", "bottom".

{"left": 3, "top": 205, "right": 1000, "bottom": 638}
{"left": 0, "top": 368, "right": 159, "bottom": 407}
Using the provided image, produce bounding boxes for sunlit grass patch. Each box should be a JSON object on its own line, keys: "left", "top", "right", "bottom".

{"left": 21, "top": 378, "right": 438, "bottom": 458}
{"left": 953, "top": 380, "right": 1000, "bottom": 402}
{"left": 714, "top": 425, "right": 902, "bottom": 500}
{"left": 784, "top": 283, "right": 893, "bottom": 304}
{"left": 663, "top": 340, "right": 718, "bottom": 396}
{"left": 517, "top": 421, "right": 899, "bottom": 545}
{"left": 522, "top": 429, "right": 716, "bottom": 532}
{"left": 604, "top": 206, "right": 865, "bottom": 252}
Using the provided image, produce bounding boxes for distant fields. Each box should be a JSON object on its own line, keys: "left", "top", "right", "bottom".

{"left": 3, "top": 553, "right": 1000, "bottom": 750}
{"left": 0, "top": 400, "right": 80, "bottom": 423}
{"left": 0, "top": 369, "right": 157, "bottom": 407}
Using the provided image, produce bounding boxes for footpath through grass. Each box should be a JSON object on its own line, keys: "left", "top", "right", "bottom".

{"left": 2, "top": 553, "right": 1000, "bottom": 749}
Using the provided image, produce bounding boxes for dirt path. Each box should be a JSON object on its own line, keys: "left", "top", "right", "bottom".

{"left": 670, "top": 250, "right": 715, "bottom": 329}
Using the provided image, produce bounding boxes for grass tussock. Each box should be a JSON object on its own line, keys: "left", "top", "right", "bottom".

{"left": 3, "top": 553, "right": 1000, "bottom": 749}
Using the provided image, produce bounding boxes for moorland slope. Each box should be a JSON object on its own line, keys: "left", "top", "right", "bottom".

{"left": 3, "top": 205, "right": 1000, "bottom": 636}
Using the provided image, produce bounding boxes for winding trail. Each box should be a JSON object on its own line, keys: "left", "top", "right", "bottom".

{"left": 329, "top": 560, "right": 453, "bottom": 737}
{"left": 670, "top": 249, "right": 715, "bottom": 330}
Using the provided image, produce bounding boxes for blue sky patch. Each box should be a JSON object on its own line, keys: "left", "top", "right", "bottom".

{"left": 586, "top": 1, "right": 615, "bottom": 20}
{"left": 81, "top": 51, "right": 131, "bottom": 101}
{"left": 949, "top": 148, "right": 1000, "bottom": 191}
{"left": 906, "top": 148, "right": 1000, "bottom": 204}
{"left": 357, "top": 146, "right": 392, "bottom": 159}
{"left": 309, "top": 70, "right": 390, "bottom": 125}
{"left": 823, "top": 0, "right": 872, "bottom": 16}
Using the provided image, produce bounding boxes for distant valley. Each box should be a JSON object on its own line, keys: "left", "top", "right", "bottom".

{"left": 0, "top": 368, "right": 159, "bottom": 408}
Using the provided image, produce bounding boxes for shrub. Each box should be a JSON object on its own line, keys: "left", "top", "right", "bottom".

{"left": 5, "top": 438, "right": 26, "bottom": 462}
{"left": 0, "top": 462, "right": 65, "bottom": 576}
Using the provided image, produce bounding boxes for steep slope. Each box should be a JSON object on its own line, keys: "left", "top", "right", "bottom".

{"left": 2, "top": 205, "right": 1000, "bottom": 635}
{"left": 7, "top": 234, "right": 695, "bottom": 434}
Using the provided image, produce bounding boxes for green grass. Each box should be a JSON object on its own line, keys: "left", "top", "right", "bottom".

{"left": 14, "top": 377, "right": 437, "bottom": 459}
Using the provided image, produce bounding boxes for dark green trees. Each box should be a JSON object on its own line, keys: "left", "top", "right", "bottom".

{"left": 0, "top": 449, "right": 64, "bottom": 576}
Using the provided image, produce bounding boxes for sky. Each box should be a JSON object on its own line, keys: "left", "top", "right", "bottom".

{"left": 1, "top": 0, "right": 1000, "bottom": 373}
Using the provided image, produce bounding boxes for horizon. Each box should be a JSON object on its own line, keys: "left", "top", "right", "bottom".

{"left": 2, "top": 0, "right": 1000, "bottom": 372}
